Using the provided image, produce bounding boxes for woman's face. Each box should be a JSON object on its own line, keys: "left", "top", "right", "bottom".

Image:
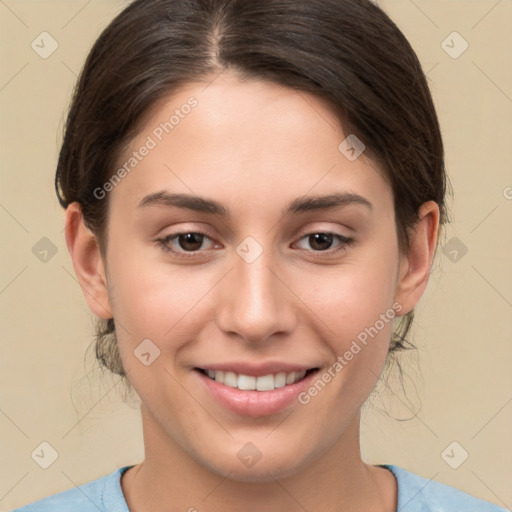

{"left": 87, "top": 72, "right": 423, "bottom": 481}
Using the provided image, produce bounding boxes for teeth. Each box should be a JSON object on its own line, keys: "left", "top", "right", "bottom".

{"left": 224, "top": 371, "right": 237, "bottom": 387}
{"left": 256, "top": 374, "right": 274, "bottom": 391}
{"left": 286, "top": 371, "right": 296, "bottom": 385}
{"left": 274, "top": 372, "right": 287, "bottom": 388}
{"left": 238, "top": 374, "right": 256, "bottom": 390}
{"left": 204, "top": 369, "right": 309, "bottom": 391}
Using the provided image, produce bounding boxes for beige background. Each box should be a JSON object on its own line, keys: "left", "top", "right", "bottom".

{"left": 1, "top": 0, "right": 511, "bottom": 510}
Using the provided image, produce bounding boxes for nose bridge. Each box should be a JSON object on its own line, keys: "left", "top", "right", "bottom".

{"left": 215, "top": 242, "right": 295, "bottom": 343}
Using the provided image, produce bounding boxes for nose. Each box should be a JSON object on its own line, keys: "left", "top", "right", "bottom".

{"left": 215, "top": 246, "right": 297, "bottom": 345}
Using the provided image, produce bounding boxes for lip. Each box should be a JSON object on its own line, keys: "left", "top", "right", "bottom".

{"left": 194, "top": 361, "right": 317, "bottom": 377}
{"left": 194, "top": 367, "right": 320, "bottom": 417}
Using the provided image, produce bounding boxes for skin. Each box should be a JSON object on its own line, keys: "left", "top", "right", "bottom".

{"left": 66, "top": 71, "right": 439, "bottom": 511}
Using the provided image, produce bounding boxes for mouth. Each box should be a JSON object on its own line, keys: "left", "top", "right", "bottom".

{"left": 194, "top": 364, "right": 322, "bottom": 417}
{"left": 194, "top": 367, "right": 319, "bottom": 391}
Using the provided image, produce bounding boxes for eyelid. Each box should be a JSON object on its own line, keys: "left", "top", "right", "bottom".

{"left": 155, "top": 229, "right": 219, "bottom": 257}
{"left": 292, "top": 231, "right": 355, "bottom": 253}
{"left": 154, "top": 223, "right": 356, "bottom": 259}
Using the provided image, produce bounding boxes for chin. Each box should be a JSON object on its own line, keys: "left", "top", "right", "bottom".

{"left": 200, "top": 444, "right": 314, "bottom": 484}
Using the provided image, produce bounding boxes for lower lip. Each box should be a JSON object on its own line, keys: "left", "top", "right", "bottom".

{"left": 194, "top": 369, "right": 319, "bottom": 417}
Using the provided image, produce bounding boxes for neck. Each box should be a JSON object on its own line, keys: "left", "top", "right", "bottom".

{"left": 121, "top": 405, "right": 396, "bottom": 512}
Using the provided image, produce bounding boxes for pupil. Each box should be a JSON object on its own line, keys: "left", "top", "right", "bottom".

{"left": 310, "top": 233, "right": 333, "bottom": 251}
{"left": 179, "top": 233, "right": 203, "bottom": 251}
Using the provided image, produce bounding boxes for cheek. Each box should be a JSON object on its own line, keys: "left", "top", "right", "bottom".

{"left": 105, "top": 213, "right": 400, "bottom": 360}
{"left": 107, "top": 259, "right": 205, "bottom": 340}
{"left": 300, "top": 249, "right": 399, "bottom": 340}
{"left": 294, "top": 240, "right": 400, "bottom": 395}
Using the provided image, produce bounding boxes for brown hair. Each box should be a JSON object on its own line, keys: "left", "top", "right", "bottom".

{"left": 56, "top": 0, "right": 448, "bottom": 382}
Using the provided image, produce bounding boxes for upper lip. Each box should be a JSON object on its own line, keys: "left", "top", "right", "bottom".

{"left": 195, "top": 361, "right": 319, "bottom": 377}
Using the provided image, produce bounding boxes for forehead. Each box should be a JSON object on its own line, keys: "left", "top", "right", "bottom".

{"left": 109, "top": 72, "right": 391, "bottom": 216}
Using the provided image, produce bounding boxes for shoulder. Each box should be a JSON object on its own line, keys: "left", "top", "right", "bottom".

{"left": 383, "top": 464, "right": 508, "bottom": 512}
{"left": 12, "top": 466, "right": 132, "bottom": 512}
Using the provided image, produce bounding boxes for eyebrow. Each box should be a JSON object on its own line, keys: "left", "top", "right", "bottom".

{"left": 138, "top": 191, "right": 373, "bottom": 216}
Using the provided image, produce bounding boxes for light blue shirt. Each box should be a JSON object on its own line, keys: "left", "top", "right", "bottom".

{"left": 13, "top": 464, "right": 508, "bottom": 511}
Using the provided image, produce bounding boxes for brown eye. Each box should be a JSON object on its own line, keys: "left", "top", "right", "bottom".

{"left": 176, "top": 233, "right": 205, "bottom": 251}
{"left": 308, "top": 233, "right": 334, "bottom": 251}
{"left": 294, "top": 232, "right": 355, "bottom": 255}
{"left": 157, "top": 231, "right": 216, "bottom": 255}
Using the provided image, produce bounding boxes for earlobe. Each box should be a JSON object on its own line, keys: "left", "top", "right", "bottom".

{"left": 64, "top": 202, "right": 113, "bottom": 319}
{"left": 395, "top": 200, "right": 440, "bottom": 316}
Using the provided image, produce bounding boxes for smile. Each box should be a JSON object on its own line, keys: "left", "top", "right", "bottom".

{"left": 196, "top": 368, "right": 318, "bottom": 391}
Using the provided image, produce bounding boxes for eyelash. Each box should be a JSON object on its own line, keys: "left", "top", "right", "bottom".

{"left": 155, "top": 230, "right": 355, "bottom": 259}
{"left": 155, "top": 230, "right": 215, "bottom": 259}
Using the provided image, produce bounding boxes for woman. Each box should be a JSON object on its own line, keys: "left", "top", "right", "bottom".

{"left": 14, "top": 0, "right": 507, "bottom": 510}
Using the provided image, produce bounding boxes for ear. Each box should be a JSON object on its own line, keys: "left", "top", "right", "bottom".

{"left": 395, "top": 200, "right": 440, "bottom": 316}
{"left": 64, "top": 202, "right": 113, "bottom": 319}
